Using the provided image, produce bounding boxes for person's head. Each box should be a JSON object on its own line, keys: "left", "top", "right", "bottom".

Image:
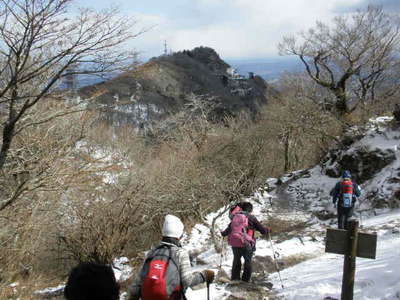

{"left": 64, "top": 262, "right": 119, "bottom": 300}
{"left": 237, "top": 202, "right": 247, "bottom": 209}
{"left": 162, "top": 214, "right": 184, "bottom": 240}
{"left": 342, "top": 170, "right": 351, "bottom": 179}
{"left": 241, "top": 202, "right": 253, "bottom": 213}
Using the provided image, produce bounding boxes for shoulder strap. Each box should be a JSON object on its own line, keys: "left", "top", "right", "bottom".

{"left": 168, "top": 247, "right": 188, "bottom": 300}
{"left": 145, "top": 244, "right": 171, "bottom": 262}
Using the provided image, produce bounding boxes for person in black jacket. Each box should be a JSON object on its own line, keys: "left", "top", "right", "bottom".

{"left": 221, "top": 202, "right": 270, "bottom": 282}
{"left": 64, "top": 262, "right": 120, "bottom": 300}
{"left": 330, "top": 170, "right": 361, "bottom": 229}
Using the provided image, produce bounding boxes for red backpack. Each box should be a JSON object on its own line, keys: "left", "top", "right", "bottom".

{"left": 140, "top": 245, "right": 185, "bottom": 300}
{"left": 340, "top": 180, "right": 353, "bottom": 208}
{"left": 228, "top": 212, "right": 255, "bottom": 248}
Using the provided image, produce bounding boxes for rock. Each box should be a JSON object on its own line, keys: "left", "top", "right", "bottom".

{"left": 325, "top": 166, "right": 340, "bottom": 178}
{"left": 324, "top": 146, "right": 396, "bottom": 183}
{"left": 367, "top": 188, "right": 400, "bottom": 208}
{"left": 314, "top": 209, "right": 336, "bottom": 221}
{"left": 33, "top": 285, "right": 65, "bottom": 299}
{"left": 340, "top": 147, "right": 395, "bottom": 183}
{"left": 388, "top": 177, "right": 400, "bottom": 184}
{"left": 264, "top": 282, "right": 274, "bottom": 290}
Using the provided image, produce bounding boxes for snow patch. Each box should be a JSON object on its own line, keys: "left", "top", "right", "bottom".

{"left": 113, "top": 257, "right": 133, "bottom": 282}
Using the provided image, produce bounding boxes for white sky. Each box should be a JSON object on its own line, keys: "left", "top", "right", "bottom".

{"left": 80, "top": 0, "right": 400, "bottom": 59}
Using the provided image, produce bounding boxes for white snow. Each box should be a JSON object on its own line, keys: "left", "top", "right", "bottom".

{"left": 113, "top": 257, "right": 133, "bottom": 282}
{"left": 270, "top": 210, "right": 400, "bottom": 300}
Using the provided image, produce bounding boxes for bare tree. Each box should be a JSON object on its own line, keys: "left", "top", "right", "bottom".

{"left": 0, "top": 0, "right": 142, "bottom": 169}
{"left": 278, "top": 6, "right": 400, "bottom": 116}
{"left": 149, "top": 93, "right": 219, "bottom": 151}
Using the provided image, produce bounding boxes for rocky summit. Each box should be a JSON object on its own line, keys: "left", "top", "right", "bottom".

{"left": 79, "top": 47, "right": 275, "bottom": 129}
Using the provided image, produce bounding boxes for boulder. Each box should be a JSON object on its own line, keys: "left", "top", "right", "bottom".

{"left": 324, "top": 146, "right": 396, "bottom": 184}
{"left": 313, "top": 209, "right": 336, "bottom": 221}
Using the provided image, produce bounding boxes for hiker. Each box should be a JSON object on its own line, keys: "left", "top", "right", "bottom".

{"left": 64, "top": 262, "right": 120, "bottom": 300}
{"left": 221, "top": 202, "right": 270, "bottom": 282}
{"left": 127, "top": 214, "right": 215, "bottom": 300}
{"left": 330, "top": 170, "right": 361, "bottom": 230}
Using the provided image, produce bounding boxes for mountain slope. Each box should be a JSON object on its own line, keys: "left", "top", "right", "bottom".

{"left": 79, "top": 47, "right": 274, "bottom": 129}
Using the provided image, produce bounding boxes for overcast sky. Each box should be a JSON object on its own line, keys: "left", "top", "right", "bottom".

{"left": 82, "top": 0, "right": 400, "bottom": 60}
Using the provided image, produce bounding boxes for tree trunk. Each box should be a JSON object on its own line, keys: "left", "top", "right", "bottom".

{"left": 0, "top": 121, "right": 16, "bottom": 169}
{"left": 284, "top": 129, "right": 291, "bottom": 173}
{"left": 333, "top": 90, "right": 348, "bottom": 116}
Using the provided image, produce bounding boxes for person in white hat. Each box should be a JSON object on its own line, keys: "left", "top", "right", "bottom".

{"left": 128, "top": 214, "right": 214, "bottom": 300}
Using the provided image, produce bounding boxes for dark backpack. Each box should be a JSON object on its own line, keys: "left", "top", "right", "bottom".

{"left": 340, "top": 180, "right": 353, "bottom": 208}
{"left": 140, "top": 245, "right": 185, "bottom": 300}
{"left": 228, "top": 212, "right": 254, "bottom": 248}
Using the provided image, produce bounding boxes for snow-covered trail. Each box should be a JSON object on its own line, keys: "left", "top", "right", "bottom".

{"left": 271, "top": 234, "right": 400, "bottom": 299}
{"left": 268, "top": 210, "right": 400, "bottom": 300}
{"left": 184, "top": 205, "right": 400, "bottom": 300}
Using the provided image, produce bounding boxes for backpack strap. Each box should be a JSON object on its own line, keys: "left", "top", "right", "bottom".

{"left": 154, "top": 244, "right": 188, "bottom": 300}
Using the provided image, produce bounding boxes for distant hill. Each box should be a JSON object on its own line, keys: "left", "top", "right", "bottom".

{"left": 79, "top": 47, "right": 276, "bottom": 129}
{"left": 227, "top": 57, "right": 304, "bottom": 81}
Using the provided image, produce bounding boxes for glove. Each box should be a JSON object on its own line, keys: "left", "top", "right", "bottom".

{"left": 202, "top": 269, "right": 215, "bottom": 284}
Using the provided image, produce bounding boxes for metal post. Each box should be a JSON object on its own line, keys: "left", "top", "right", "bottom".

{"left": 341, "top": 219, "right": 359, "bottom": 300}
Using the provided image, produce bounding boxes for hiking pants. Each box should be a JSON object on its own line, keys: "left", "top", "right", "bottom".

{"left": 231, "top": 247, "right": 254, "bottom": 282}
{"left": 337, "top": 206, "right": 353, "bottom": 230}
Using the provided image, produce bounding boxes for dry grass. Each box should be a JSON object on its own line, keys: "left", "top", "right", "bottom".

{"left": 281, "top": 253, "right": 316, "bottom": 269}
{"left": 262, "top": 216, "right": 309, "bottom": 239}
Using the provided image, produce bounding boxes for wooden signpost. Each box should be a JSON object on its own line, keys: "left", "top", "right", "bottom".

{"left": 325, "top": 219, "right": 377, "bottom": 300}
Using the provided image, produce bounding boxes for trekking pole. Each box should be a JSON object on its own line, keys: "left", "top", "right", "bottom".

{"left": 268, "top": 231, "right": 284, "bottom": 289}
{"left": 207, "top": 282, "right": 210, "bottom": 300}
{"left": 219, "top": 237, "right": 225, "bottom": 269}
